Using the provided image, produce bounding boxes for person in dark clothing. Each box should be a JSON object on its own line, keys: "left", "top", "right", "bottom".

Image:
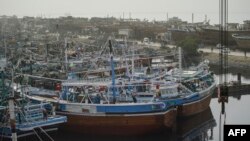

{"left": 42, "top": 108, "right": 48, "bottom": 120}
{"left": 18, "top": 112, "right": 22, "bottom": 124}
{"left": 132, "top": 93, "right": 137, "bottom": 103}
{"left": 95, "top": 94, "right": 101, "bottom": 104}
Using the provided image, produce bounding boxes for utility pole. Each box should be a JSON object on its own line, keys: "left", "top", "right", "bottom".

{"left": 219, "top": 0, "right": 228, "bottom": 85}
{"left": 218, "top": 1, "right": 229, "bottom": 141}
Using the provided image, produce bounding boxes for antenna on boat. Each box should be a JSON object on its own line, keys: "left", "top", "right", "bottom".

{"left": 108, "top": 38, "right": 116, "bottom": 103}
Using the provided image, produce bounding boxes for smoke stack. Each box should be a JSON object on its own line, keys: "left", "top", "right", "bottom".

{"left": 192, "top": 13, "right": 194, "bottom": 23}
{"left": 167, "top": 13, "right": 169, "bottom": 21}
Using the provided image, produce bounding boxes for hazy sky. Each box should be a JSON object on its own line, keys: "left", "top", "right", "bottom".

{"left": 0, "top": 0, "right": 249, "bottom": 24}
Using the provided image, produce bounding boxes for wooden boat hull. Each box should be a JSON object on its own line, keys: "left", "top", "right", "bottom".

{"left": 200, "top": 28, "right": 250, "bottom": 45}
{"left": 177, "top": 81, "right": 216, "bottom": 117}
{"left": 56, "top": 108, "right": 176, "bottom": 135}
{"left": 232, "top": 34, "right": 250, "bottom": 49}
{"left": 177, "top": 92, "right": 212, "bottom": 117}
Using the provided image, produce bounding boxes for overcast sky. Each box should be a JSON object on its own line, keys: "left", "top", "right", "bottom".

{"left": 0, "top": 0, "right": 249, "bottom": 24}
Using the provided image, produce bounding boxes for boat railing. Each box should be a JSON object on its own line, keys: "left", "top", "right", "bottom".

{"left": 24, "top": 112, "right": 44, "bottom": 121}
{"left": 64, "top": 77, "right": 112, "bottom": 85}
{"left": 22, "top": 103, "right": 50, "bottom": 121}
{"left": 24, "top": 103, "right": 49, "bottom": 111}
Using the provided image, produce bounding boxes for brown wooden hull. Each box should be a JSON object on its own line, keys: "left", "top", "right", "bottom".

{"left": 200, "top": 28, "right": 250, "bottom": 45}
{"left": 177, "top": 93, "right": 212, "bottom": 117}
{"left": 233, "top": 37, "right": 250, "bottom": 49}
{"left": 57, "top": 108, "right": 176, "bottom": 135}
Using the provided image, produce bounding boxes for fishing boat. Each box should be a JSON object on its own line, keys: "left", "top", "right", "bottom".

{"left": 24, "top": 39, "right": 177, "bottom": 135}
{"left": 168, "top": 59, "right": 216, "bottom": 117}
{"left": 0, "top": 70, "right": 67, "bottom": 140}
{"left": 27, "top": 92, "right": 177, "bottom": 135}
{"left": 200, "top": 26, "right": 250, "bottom": 46}
{"left": 23, "top": 40, "right": 215, "bottom": 135}
{"left": 138, "top": 48, "right": 216, "bottom": 117}
{"left": 232, "top": 34, "right": 250, "bottom": 49}
{"left": 0, "top": 102, "right": 67, "bottom": 139}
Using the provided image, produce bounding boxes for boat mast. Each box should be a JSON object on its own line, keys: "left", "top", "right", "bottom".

{"left": 123, "top": 36, "right": 130, "bottom": 78}
{"left": 4, "top": 38, "right": 7, "bottom": 63}
{"left": 8, "top": 69, "right": 17, "bottom": 141}
{"left": 65, "top": 38, "right": 68, "bottom": 73}
{"left": 108, "top": 39, "right": 116, "bottom": 103}
{"left": 131, "top": 42, "right": 135, "bottom": 80}
{"left": 178, "top": 47, "right": 182, "bottom": 81}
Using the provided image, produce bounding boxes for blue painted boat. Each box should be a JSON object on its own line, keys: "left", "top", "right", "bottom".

{"left": 0, "top": 103, "right": 67, "bottom": 139}
{"left": 22, "top": 42, "right": 216, "bottom": 135}
{"left": 24, "top": 39, "right": 178, "bottom": 135}
{"left": 0, "top": 71, "right": 67, "bottom": 139}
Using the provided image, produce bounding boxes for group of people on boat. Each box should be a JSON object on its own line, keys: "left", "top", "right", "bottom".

{"left": 182, "top": 75, "right": 213, "bottom": 93}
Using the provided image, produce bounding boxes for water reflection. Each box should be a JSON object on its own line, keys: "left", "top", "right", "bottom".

{"left": 210, "top": 94, "right": 250, "bottom": 141}
{"left": 210, "top": 65, "right": 250, "bottom": 80}
{"left": 176, "top": 107, "right": 216, "bottom": 141}
{"left": 214, "top": 74, "right": 250, "bottom": 85}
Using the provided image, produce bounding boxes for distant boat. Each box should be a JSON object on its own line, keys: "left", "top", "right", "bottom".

{"left": 232, "top": 34, "right": 250, "bottom": 49}
{"left": 200, "top": 27, "right": 250, "bottom": 46}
